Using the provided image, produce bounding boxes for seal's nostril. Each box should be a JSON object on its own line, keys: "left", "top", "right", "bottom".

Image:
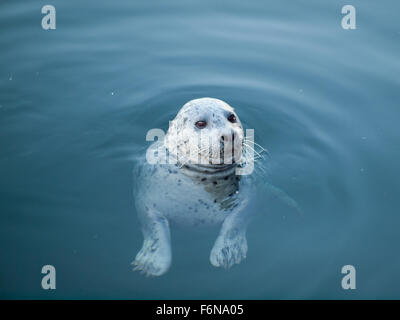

{"left": 221, "top": 136, "right": 225, "bottom": 141}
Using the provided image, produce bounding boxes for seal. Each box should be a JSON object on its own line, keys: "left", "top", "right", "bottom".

{"left": 132, "top": 98, "right": 255, "bottom": 276}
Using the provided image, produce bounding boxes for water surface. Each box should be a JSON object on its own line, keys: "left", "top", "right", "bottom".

{"left": 1, "top": 0, "right": 400, "bottom": 299}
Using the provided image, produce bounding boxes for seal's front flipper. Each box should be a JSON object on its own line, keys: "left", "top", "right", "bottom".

{"left": 210, "top": 228, "right": 248, "bottom": 269}
{"left": 132, "top": 209, "right": 171, "bottom": 276}
{"left": 210, "top": 208, "right": 250, "bottom": 269}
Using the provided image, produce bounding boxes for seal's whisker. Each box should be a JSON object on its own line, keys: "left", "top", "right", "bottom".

{"left": 257, "top": 162, "right": 267, "bottom": 174}
{"left": 242, "top": 151, "right": 263, "bottom": 161}
{"left": 244, "top": 139, "right": 266, "bottom": 151}
{"left": 198, "top": 146, "right": 210, "bottom": 154}
{"left": 243, "top": 142, "right": 264, "bottom": 160}
{"left": 244, "top": 139, "right": 270, "bottom": 158}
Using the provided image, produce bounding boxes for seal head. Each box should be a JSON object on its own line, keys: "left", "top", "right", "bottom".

{"left": 164, "top": 98, "right": 244, "bottom": 176}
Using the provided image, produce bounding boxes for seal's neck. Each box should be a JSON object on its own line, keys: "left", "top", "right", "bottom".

{"left": 179, "top": 162, "right": 236, "bottom": 178}
{"left": 178, "top": 161, "right": 240, "bottom": 206}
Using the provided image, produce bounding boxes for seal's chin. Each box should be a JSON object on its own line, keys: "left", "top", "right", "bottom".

{"left": 177, "top": 144, "right": 243, "bottom": 174}
{"left": 194, "top": 161, "right": 237, "bottom": 171}
{"left": 180, "top": 161, "right": 237, "bottom": 175}
{"left": 178, "top": 153, "right": 240, "bottom": 176}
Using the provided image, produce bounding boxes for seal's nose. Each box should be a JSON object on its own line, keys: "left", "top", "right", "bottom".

{"left": 220, "top": 131, "right": 235, "bottom": 144}
{"left": 220, "top": 135, "right": 232, "bottom": 144}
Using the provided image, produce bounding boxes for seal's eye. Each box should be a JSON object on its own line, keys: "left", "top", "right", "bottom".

{"left": 227, "top": 114, "right": 237, "bottom": 123}
{"left": 195, "top": 120, "right": 207, "bottom": 129}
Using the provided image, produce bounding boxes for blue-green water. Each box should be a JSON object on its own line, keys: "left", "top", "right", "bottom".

{"left": 1, "top": 0, "right": 400, "bottom": 299}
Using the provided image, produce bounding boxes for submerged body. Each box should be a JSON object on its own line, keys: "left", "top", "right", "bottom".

{"left": 133, "top": 98, "right": 255, "bottom": 276}
{"left": 136, "top": 143, "right": 253, "bottom": 227}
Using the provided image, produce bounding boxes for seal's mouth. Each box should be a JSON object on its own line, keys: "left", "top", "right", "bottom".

{"left": 196, "top": 162, "right": 237, "bottom": 170}
{"left": 165, "top": 130, "right": 244, "bottom": 175}
{"left": 180, "top": 161, "right": 237, "bottom": 175}
{"left": 178, "top": 140, "right": 243, "bottom": 173}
